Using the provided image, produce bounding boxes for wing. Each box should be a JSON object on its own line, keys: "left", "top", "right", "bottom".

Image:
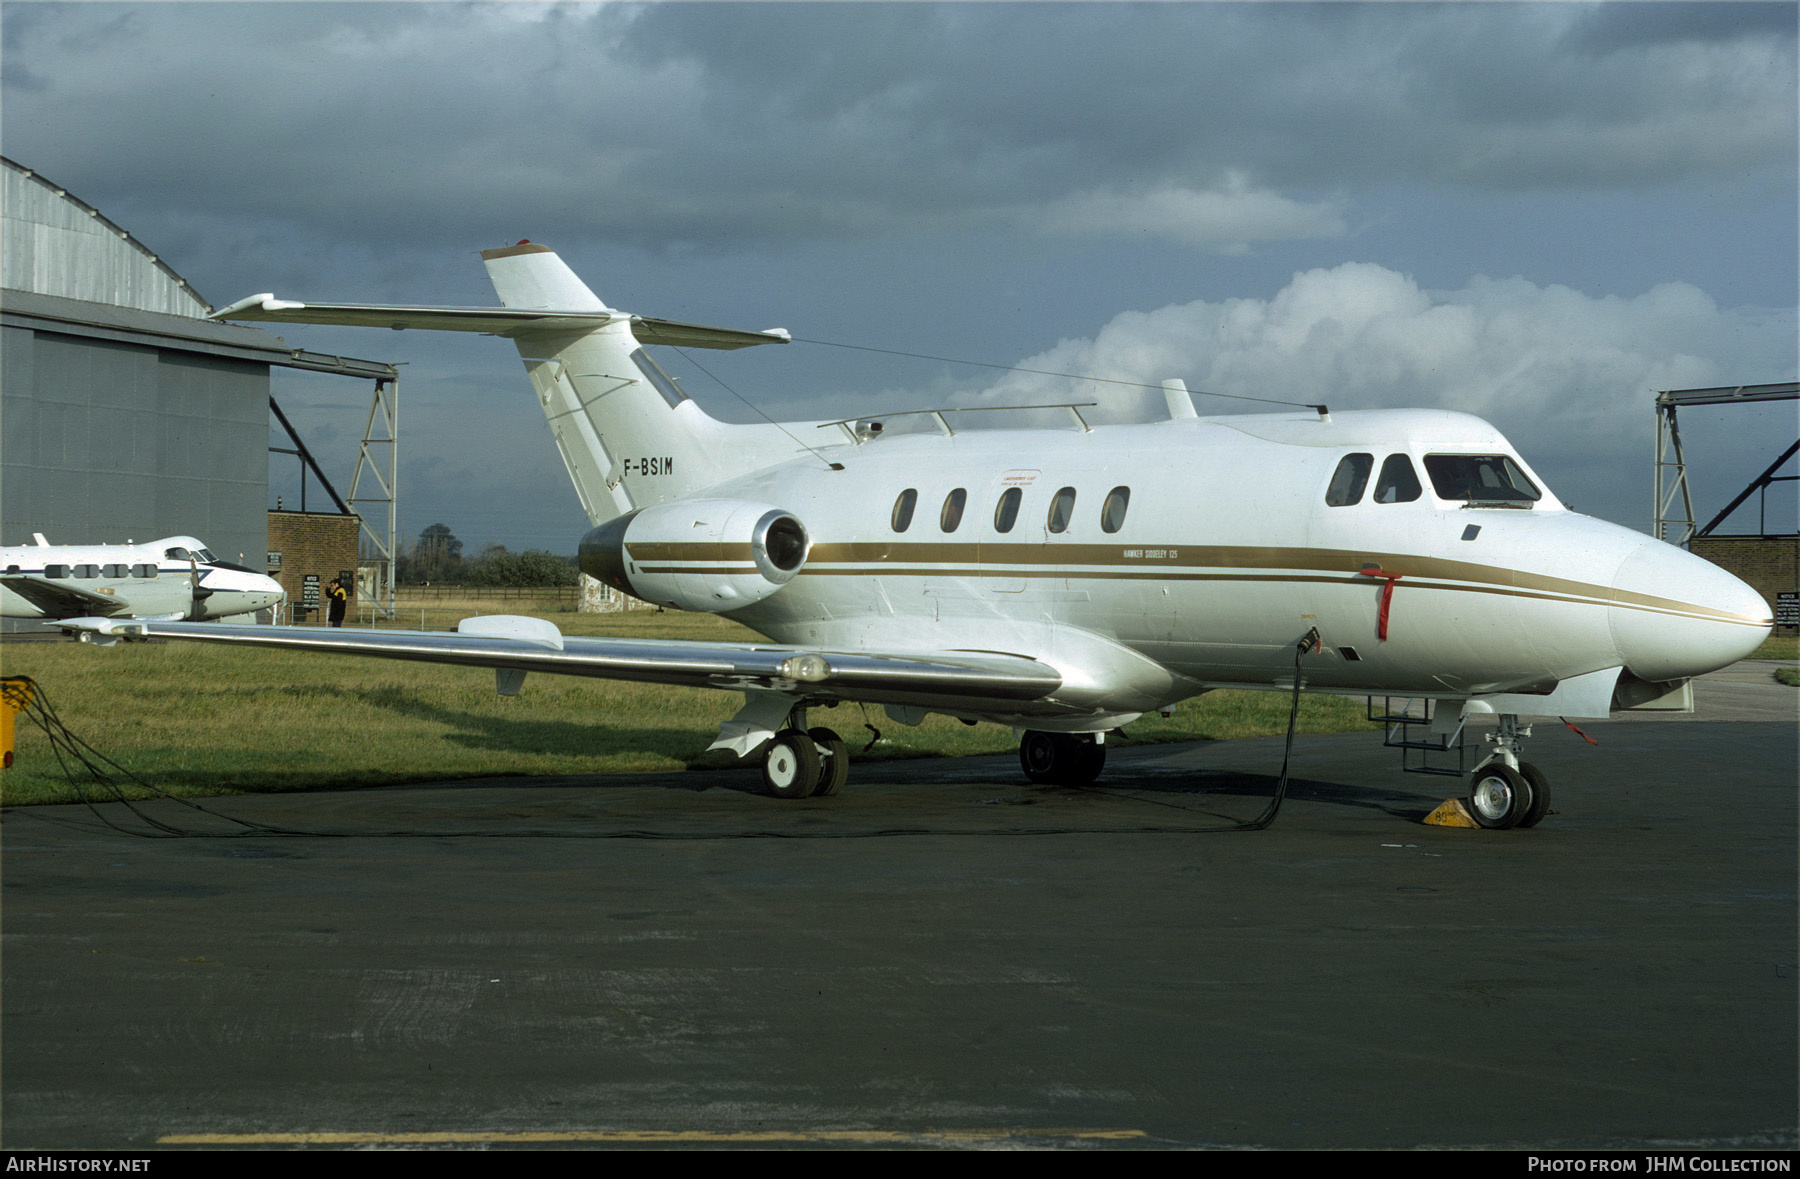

{"left": 3, "top": 577, "right": 131, "bottom": 618}
{"left": 55, "top": 615, "right": 1062, "bottom": 706}
{"left": 209, "top": 296, "right": 789, "bottom": 350}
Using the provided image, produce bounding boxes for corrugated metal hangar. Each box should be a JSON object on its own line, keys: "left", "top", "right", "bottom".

{"left": 0, "top": 156, "right": 392, "bottom": 576}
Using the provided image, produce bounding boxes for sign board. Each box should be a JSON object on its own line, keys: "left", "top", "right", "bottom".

{"left": 301, "top": 574, "right": 321, "bottom": 608}
{"left": 1777, "top": 591, "right": 1797, "bottom": 629}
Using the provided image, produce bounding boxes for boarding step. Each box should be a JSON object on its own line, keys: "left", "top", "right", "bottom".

{"left": 1367, "top": 696, "right": 1469, "bottom": 777}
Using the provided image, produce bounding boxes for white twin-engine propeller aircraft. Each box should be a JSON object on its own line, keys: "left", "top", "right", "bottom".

{"left": 62, "top": 243, "right": 1771, "bottom": 828}
{"left": 6, "top": 534, "right": 284, "bottom": 622}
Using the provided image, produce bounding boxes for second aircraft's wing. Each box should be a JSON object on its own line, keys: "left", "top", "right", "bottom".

{"left": 4, "top": 577, "right": 131, "bottom": 618}
{"left": 209, "top": 297, "right": 789, "bottom": 349}
{"left": 56, "top": 616, "right": 1062, "bottom": 705}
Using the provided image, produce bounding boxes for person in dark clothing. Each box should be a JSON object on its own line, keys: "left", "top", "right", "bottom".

{"left": 326, "top": 578, "right": 348, "bottom": 627}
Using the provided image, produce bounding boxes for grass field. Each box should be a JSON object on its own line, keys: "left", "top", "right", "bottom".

{"left": 1, "top": 607, "right": 1377, "bottom": 807}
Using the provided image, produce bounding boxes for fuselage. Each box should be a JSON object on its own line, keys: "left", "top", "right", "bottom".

{"left": 660, "top": 408, "right": 1769, "bottom": 718}
{"left": 0, "top": 535, "right": 285, "bottom": 622}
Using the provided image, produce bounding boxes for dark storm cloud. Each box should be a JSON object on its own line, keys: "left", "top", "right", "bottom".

{"left": 5, "top": 2, "right": 1793, "bottom": 265}
{"left": 1, "top": 1, "right": 1792, "bottom": 542}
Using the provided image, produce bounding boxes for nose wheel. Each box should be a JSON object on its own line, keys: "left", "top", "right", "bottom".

{"left": 1466, "top": 714, "right": 1551, "bottom": 829}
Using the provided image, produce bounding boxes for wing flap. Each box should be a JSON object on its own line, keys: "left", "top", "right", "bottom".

{"left": 57, "top": 618, "right": 1061, "bottom": 702}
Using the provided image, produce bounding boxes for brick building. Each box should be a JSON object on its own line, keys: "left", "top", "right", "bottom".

{"left": 267, "top": 510, "right": 359, "bottom": 623}
{"left": 1691, "top": 535, "right": 1798, "bottom": 631}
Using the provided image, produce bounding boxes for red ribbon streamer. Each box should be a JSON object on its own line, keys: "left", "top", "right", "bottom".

{"left": 1357, "top": 568, "right": 1402, "bottom": 640}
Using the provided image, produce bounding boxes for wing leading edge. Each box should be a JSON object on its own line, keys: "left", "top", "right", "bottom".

{"left": 56, "top": 617, "right": 1063, "bottom": 706}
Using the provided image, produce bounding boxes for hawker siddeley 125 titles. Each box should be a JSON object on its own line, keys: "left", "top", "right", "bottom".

{"left": 60, "top": 243, "right": 1772, "bottom": 828}
{"left": 5, "top": 534, "right": 284, "bottom": 622}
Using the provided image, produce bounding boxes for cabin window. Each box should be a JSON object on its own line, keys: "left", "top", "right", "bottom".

{"left": 629, "top": 348, "right": 687, "bottom": 408}
{"left": 1423, "top": 454, "right": 1542, "bottom": 505}
{"left": 132, "top": 564, "right": 158, "bottom": 579}
{"left": 1047, "top": 487, "right": 1077, "bottom": 534}
{"left": 891, "top": 489, "right": 918, "bottom": 532}
{"left": 1325, "top": 453, "right": 1373, "bottom": 506}
{"left": 73, "top": 564, "right": 100, "bottom": 579}
{"left": 4, "top": 565, "right": 18, "bottom": 575}
{"left": 44, "top": 564, "right": 69, "bottom": 579}
{"left": 940, "top": 488, "right": 968, "bottom": 532}
{"left": 1100, "top": 486, "right": 1131, "bottom": 533}
{"left": 1373, "top": 454, "right": 1422, "bottom": 504}
{"left": 102, "top": 564, "right": 129, "bottom": 578}
{"left": 994, "top": 487, "right": 1022, "bottom": 533}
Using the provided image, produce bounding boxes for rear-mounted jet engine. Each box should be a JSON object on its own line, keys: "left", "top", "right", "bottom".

{"left": 579, "top": 499, "right": 810, "bottom": 612}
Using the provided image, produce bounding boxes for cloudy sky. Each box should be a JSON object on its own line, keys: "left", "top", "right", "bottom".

{"left": 4, "top": 1, "right": 1795, "bottom": 551}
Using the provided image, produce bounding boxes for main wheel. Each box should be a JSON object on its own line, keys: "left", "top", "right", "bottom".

{"left": 808, "top": 727, "right": 849, "bottom": 797}
{"left": 1018, "top": 731, "right": 1107, "bottom": 787}
{"left": 1468, "top": 763, "right": 1532, "bottom": 829}
{"left": 1517, "top": 762, "right": 1550, "bottom": 828}
{"left": 763, "top": 730, "right": 821, "bottom": 799}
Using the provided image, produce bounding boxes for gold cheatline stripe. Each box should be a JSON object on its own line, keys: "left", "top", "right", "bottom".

{"left": 616, "top": 540, "right": 1764, "bottom": 627}
{"left": 806, "top": 542, "right": 1758, "bottom": 627}
{"left": 159, "top": 1128, "right": 1146, "bottom": 1145}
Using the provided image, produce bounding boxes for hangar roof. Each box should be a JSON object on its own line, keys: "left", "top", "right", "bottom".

{"left": 2, "top": 156, "right": 212, "bottom": 316}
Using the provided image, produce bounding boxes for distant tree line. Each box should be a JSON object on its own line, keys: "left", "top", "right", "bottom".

{"left": 394, "top": 523, "right": 578, "bottom": 587}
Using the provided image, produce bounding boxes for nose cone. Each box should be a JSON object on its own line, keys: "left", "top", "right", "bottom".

{"left": 1609, "top": 540, "right": 1772, "bottom": 681}
{"left": 201, "top": 572, "right": 287, "bottom": 620}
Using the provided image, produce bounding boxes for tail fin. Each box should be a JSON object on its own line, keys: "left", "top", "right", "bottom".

{"left": 210, "top": 242, "right": 809, "bottom": 527}
{"left": 478, "top": 244, "right": 804, "bottom": 525}
{"left": 481, "top": 242, "right": 613, "bottom": 312}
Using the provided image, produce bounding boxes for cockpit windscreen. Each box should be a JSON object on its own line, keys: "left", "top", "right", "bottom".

{"left": 1423, "top": 455, "right": 1541, "bottom": 506}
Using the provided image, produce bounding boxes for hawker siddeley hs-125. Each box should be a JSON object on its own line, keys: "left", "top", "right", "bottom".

{"left": 60, "top": 243, "right": 1772, "bottom": 827}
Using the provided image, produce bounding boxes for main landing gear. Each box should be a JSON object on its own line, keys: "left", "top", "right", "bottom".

{"left": 760, "top": 725, "right": 849, "bottom": 799}
{"left": 1018, "top": 730, "right": 1107, "bottom": 787}
{"left": 1466, "top": 714, "right": 1551, "bottom": 830}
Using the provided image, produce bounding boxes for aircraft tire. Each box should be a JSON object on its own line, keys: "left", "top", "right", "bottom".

{"left": 1516, "top": 762, "right": 1550, "bottom": 828}
{"left": 808, "top": 727, "right": 849, "bottom": 797}
{"left": 1468, "top": 764, "right": 1531, "bottom": 829}
{"left": 1019, "top": 731, "right": 1106, "bottom": 787}
{"left": 763, "top": 730, "right": 821, "bottom": 800}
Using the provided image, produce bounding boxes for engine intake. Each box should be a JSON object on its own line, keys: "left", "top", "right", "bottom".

{"left": 579, "top": 499, "right": 810, "bottom": 613}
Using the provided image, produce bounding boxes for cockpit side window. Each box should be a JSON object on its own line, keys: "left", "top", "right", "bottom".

{"left": 1423, "top": 454, "right": 1542, "bottom": 505}
{"left": 1325, "top": 454, "right": 1373, "bottom": 506}
{"left": 994, "top": 487, "right": 1022, "bottom": 533}
{"left": 165, "top": 547, "right": 191, "bottom": 561}
{"left": 1374, "top": 454, "right": 1422, "bottom": 504}
{"left": 891, "top": 489, "right": 918, "bottom": 532}
{"left": 940, "top": 488, "right": 968, "bottom": 532}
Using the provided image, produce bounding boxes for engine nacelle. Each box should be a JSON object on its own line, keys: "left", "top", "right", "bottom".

{"left": 579, "top": 499, "right": 810, "bottom": 613}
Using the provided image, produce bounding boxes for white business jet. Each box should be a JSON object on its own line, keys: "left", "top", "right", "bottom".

{"left": 5, "top": 534, "right": 284, "bottom": 622}
{"left": 62, "top": 244, "right": 1771, "bottom": 827}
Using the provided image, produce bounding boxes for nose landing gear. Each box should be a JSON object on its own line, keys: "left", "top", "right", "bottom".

{"left": 1466, "top": 715, "right": 1550, "bottom": 829}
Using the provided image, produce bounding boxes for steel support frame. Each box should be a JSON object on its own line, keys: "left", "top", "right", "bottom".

{"left": 347, "top": 377, "right": 400, "bottom": 622}
{"left": 1653, "top": 383, "right": 1798, "bottom": 545}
